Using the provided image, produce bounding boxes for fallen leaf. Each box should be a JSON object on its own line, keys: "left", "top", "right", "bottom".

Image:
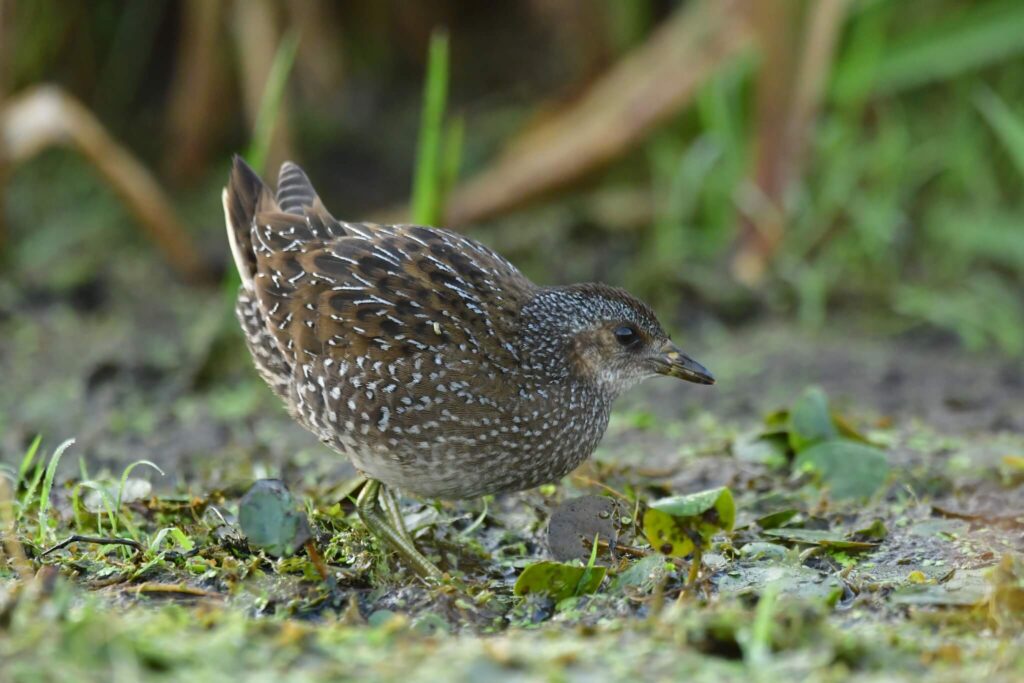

{"left": 794, "top": 439, "right": 889, "bottom": 501}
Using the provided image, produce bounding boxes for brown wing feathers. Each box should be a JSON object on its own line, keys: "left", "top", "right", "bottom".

{"left": 224, "top": 157, "right": 534, "bottom": 378}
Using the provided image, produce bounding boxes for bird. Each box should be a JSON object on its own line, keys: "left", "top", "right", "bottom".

{"left": 223, "top": 156, "right": 714, "bottom": 579}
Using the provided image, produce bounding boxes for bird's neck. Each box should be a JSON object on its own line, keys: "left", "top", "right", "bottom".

{"left": 513, "top": 287, "right": 620, "bottom": 431}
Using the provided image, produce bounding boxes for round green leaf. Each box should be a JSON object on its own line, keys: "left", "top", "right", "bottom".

{"left": 788, "top": 387, "right": 838, "bottom": 452}
{"left": 649, "top": 486, "right": 735, "bottom": 535}
{"left": 643, "top": 508, "right": 694, "bottom": 557}
{"left": 794, "top": 439, "right": 890, "bottom": 501}
{"left": 238, "top": 479, "right": 312, "bottom": 557}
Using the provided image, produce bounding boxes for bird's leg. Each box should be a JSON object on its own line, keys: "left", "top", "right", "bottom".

{"left": 356, "top": 479, "right": 442, "bottom": 580}
{"left": 378, "top": 484, "right": 413, "bottom": 545}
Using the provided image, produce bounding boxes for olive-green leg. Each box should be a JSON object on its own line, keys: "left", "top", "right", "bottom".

{"left": 356, "top": 479, "right": 442, "bottom": 580}
{"left": 378, "top": 484, "right": 413, "bottom": 545}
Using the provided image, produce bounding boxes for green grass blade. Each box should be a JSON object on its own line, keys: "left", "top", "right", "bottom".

{"left": 974, "top": 87, "right": 1024, "bottom": 182}
{"left": 36, "top": 438, "right": 75, "bottom": 545}
{"left": 246, "top": 29, "right": 300, "bottom": 174}
{"left": 872, "top": 0, "right": 1024, "bottom": 94}
{"left": 830, "top": 0, "right": 888, "bottom": 107}
{"left": 19, "top": 439, "right": 50, "bottom": 521}
{"left": 410, "top": 30, "right": 450, "bottom": 226}
{"left": 16, "top": 435, "right": 42, "bottom": 489}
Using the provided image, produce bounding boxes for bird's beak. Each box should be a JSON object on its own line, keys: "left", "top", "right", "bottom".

{"left": 651, "top": 341, "right": 715, "bottom": 385}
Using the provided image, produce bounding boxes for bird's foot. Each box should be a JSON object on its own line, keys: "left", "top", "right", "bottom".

{"left": 356, "top": 479, "right": 443, "bottom": 581}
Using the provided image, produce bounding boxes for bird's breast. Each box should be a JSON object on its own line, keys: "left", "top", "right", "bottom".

{"left": 302, "top": 367, "right": 613, "bottom": 499}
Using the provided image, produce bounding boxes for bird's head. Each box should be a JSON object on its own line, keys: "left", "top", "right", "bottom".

{"left": 520, "top": 283, "right": 714, "bottom": 396}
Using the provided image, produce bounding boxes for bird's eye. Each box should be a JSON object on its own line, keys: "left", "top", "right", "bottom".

{"left": 613, "top": 325, "right": 641, "bottom": 348}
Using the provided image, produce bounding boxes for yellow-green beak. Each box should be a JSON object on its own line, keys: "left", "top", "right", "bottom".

{"left": 651, "top": 341, "right": 715, "bottom": 385}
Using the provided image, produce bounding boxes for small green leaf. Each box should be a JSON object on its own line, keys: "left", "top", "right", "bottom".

{"left": 794, "top": 439, "right": 890, "bottom": 501}
{"left": 643, "top": 508, "right": 695, "bottom": 557}
{"left": 238, "top": 479, "right": 312, "bottom": 557}
{"left": 761, "top": 528, "right": 878, "bottom": 551}
{"left": 576, "top": 564, "right": 607, "bottom": 597}
{"left": 643, "top": 487, "right": 735, "bottom": 557}
{"left": 650, "top": 486, "right": 735, "bottom": 534}
{"left": 788, "top": 388, "right": 838, "bottom": 452}
{"left": 514, "top": 560, "right": 607, "bottom": 601}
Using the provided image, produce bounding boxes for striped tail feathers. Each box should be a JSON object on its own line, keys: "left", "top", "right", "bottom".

{"left": 223, "top": 155, "right": 277, "bottom": 291}
{"left": 276, "top": 161, "right": 318, "bottom": 214}
{"left": 276, "top": 160, "right": 344, "bottom": 237}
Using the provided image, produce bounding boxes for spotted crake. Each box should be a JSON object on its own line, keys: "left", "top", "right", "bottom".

{"left": 223, "top": 156, "right": 713, "bottom": 574}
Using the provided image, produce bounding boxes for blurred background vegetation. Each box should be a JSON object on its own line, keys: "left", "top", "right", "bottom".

{"left": 1, "top": 0, "right": 1023, "bottom": 463}
{"left": 4, "top": 0, "right": 1024, "bottom": 345}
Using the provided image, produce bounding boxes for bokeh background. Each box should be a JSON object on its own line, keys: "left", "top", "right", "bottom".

{"left": 2, "top": 0, "right": 1022, "bottom": 481}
